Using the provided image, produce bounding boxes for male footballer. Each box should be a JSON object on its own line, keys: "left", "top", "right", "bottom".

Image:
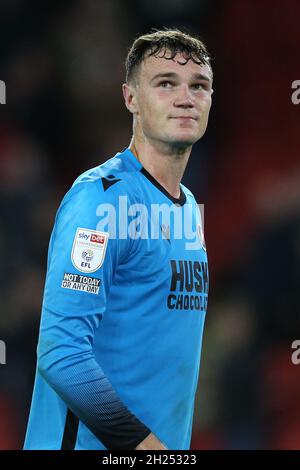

{"left": 24, "top": 28, "right": 212, "bottom": 450}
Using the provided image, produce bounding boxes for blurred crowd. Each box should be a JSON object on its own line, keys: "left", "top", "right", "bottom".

{"left": 0, "top": 0, "right": 299, "bottom": 449}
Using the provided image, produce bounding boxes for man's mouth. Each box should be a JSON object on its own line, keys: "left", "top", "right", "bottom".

{"left": 171, "top": 116, "right": 197, "bottom": 121}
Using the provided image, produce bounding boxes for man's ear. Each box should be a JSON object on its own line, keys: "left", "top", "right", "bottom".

{"left": 122, "top": 83, "right": 138, "bottom": 114}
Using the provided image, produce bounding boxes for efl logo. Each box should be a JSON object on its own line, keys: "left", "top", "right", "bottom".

{"left": 0, "top": 81, "right": 6, "bottom": 104}
{"left": 91, "top": 233, "right": 105, "bottom": 244}
{"left": 72, "top": 228, "right": 109, "bottom": 273}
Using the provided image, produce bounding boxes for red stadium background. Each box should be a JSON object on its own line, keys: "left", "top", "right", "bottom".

{"left": 0, "top": 0, "right": 300, "bottom": 450}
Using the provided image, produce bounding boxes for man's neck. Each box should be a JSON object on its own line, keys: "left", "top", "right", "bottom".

{"left": 129, "top": 137, "right": 192, "bottom": 199}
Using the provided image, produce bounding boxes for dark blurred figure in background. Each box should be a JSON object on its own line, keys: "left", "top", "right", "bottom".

{"left": 0, "top": 0, "right": 300, "bottom": 449}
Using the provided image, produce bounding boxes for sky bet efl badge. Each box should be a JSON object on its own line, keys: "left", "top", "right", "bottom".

{"left": 71, "top": 228, "right": 109, "bottom": 273}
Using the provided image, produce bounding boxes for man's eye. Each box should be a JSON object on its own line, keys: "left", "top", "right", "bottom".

{"left": 159, "top": 81, "right": 173, "bottom": 88}
{"left": 192, "top": 83, "right": 205, "bottom": 90}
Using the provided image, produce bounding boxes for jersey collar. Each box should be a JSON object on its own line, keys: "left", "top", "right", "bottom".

{"left": 123, "top": 147, "right": 186, "bottom": 206}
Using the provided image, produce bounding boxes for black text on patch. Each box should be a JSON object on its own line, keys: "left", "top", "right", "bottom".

{"left": 61, "top": 273, "right": 101, "bottom": 295}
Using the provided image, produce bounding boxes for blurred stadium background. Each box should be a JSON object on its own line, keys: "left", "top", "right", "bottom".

{"left": 0, "top": 0, "right": 300, "bottom": 449}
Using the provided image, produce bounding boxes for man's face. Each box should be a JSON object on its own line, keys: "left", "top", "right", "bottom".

{"left": 127, "top": 52, "right": 213, "bottom": 148}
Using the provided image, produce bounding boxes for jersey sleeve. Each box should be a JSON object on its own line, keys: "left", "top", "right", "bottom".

{"left": 37, "top": 179, "right": 151, "bottom": 450}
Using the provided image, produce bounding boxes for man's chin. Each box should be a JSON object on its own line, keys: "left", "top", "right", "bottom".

{"left": 170, "top": 134, "right": 200, "bottom": 149}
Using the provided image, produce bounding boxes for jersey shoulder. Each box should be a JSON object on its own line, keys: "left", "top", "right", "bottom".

{"left": 56, "top": 149, "right": 142, "bottom": 221}
{"left": 72, "top": 148, "right": 140, "bottom": 198}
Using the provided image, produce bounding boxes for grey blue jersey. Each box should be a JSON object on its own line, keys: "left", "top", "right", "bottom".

{"left": 24, "top": 148, "right": 209, "bottom": 450}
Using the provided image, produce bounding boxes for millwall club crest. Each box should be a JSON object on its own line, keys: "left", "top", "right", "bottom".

{"left": 71, "top": 228, "right": 109, "bottom": 273}
{"left": 197, "top": 223, "right": 206, "bottom": 252}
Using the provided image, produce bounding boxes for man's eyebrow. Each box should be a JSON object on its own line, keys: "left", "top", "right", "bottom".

{"left": 192, "top": 73, "right": 212, "bottom": 82}
{"left": 150, "top": 72, "right": 212, "bottom": 83}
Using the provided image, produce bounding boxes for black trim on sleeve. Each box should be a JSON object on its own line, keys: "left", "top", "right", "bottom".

{"left": 61, "top": 406, "right": 152, "bottom": 450}
{"left": 86, "top": 412, "right": 152, "bottom": 450}
{"left": 140, "top": 167, "right": 186, "bottom": 206}
{"left": 61, "top": 408, "right": 79, "bottom": 450}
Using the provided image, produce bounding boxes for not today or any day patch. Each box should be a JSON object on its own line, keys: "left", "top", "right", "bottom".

{"left": 61, "top": 272, "right": 101, "bottom": 295}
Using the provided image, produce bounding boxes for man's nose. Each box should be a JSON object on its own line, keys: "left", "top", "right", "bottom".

{"left": 174, "top": 84, "right": 194, "bottom": 108}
